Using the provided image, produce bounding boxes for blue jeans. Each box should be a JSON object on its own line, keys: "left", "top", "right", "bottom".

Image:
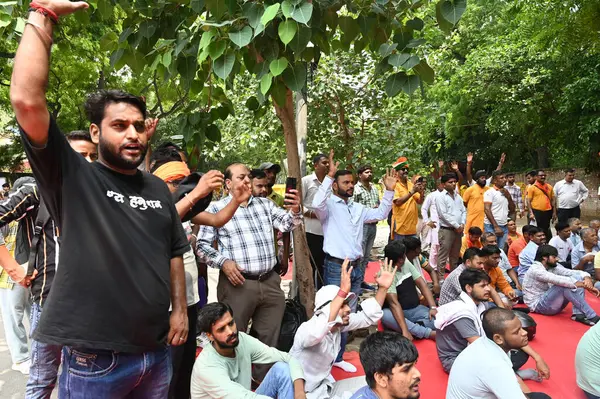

{"left": 0, "top": 284, "right": 31, "bottom": 364}
{"left": 359, "top": 224, "right": 378, "bottom": 274}
{"left": 255, "top": 362, "right": 295, "bottom": 398}
{"left": 584, "top": 391, "right": 600, "bottom": 399}
{"left": 59, "top": 346, "right": 171, "bottom": 398}
{"left": 324, "top": 258, "right": 361, "bottom": 362}
{"left": 535, "top": 277, "right": 596, "bottom": 319}
{"left": 26, "top": 303, "right": 62, "bottom": 399}
{"left": 382, "top": 306, "right": 435, "bottom": 339}
{"left": 484, "top": 223, "right": 508, "bottom": 251}
{"left": 392, "top": 234, "right": 417, "bottom": 243}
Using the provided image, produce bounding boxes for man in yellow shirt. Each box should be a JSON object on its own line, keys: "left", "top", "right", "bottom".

{"left": 460, "top": 226, "right": 483, "bottom": 256}
{"left": 391, "top": 157, "right": 424, "bottom": 242}
{"left": 462, "top": 170, "right": 490, "bottom": 232}
{"left": 526, "top": 170, "right": 557, "bottom": 240}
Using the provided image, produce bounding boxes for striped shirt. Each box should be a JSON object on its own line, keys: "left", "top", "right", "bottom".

{"left": 505, "top": 183, "right": 524, "bottom": 213}
{"left": 353, "top": 182, "right": 381, "bottom": 210}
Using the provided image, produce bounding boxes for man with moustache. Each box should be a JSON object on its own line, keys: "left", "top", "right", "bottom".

{"left": 390, "top": 157, "right": 424, "bottom": 242}
{"left": 518, "top": 226, "right": 547, "bottom": 282}
{"left": 484, "top": 170, "right": 516, "bottom": 251}
{"left": 191, "top": 302, "right": 306, "bottom": 398}
{"left": 259, "top": 161, "right": 285, "bottom": 207}
{"left": 505, "top": 172, "right": 525, "bottom": 221}
{"left": 312, "top": 150, "right": 398, "bottom": 372}
{"left": 527, "top": 170, "right": 557, "bottom": 240}
{"left": 11, "top": 0, "right": 190, "bottom": 394}
{"left": 462, "top": 170, "right": 490, "bottom": 232}
{"left": 438, "top": 248, "right": 485, "bottom": 306}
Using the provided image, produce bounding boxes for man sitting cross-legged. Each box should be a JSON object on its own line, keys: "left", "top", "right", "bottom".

{"left": 381, "top": 241, "right": 438, "bottom": 341}
{"left": 439, "top": 247, "right": 486, "bottom": 306}
{"left": 290, "top": 259, "right": 397, "bottom": 399}
{"left": 191, "top": 302, "right": 306, "bottom": 398}
{"left": 447, "top": 307, "right": 551, "bottom": 399}
{"left": 350, "top": 331, "right": 421, "bottom": 399}
{"left": 523, "top": 244, "right": 600, "bottom": 326}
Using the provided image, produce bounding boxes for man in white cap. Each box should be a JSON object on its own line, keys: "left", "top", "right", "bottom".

{"left": 290, "top": 259, "right": 397, "bottom": 399}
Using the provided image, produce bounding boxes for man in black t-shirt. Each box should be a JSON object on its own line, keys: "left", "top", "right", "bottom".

{"left": 11, "top": 2, "right": 190, "bottom": 397}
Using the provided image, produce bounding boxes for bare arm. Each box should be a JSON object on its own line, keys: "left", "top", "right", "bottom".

{"left": 466, "top": 153, "right": 473, "bottom": 185}
{"left": 422, "top": 261, "right": 440, "bottom": 293}
{"left": 0, "top": 245, "right": 26, "bottom": 285}
{"left": 386, "top": 294, "right": 412, "bottom": 338}
{"left": 415, "top": 277, "right": 436, "bottom": 308}
{"left": 489, "top": 289, "right": 505, "bottom": 308}
{"left": 167, "top": 256, "right": 189, "bottom": 346}
{"left": 507, "top": 268, "right": 521, "bottom": 290}
{"left": 484, "top": 202, "right": 498, "bottom": 227}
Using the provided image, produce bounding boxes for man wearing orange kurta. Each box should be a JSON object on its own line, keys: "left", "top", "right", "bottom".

{"left": 462, "top": 170, "right": 490, "bottom": 232}
{"left": 390, "top": 157, "right": 424, "bottom": 242}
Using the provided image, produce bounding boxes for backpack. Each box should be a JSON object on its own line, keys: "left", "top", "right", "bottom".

{"left": 276, "top": 296, "right": 307, "bottom": 352}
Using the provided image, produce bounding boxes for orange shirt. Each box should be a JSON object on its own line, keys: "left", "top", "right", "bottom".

{"left": 460, "top": 236, "right": 483, "bottom": 256}
{"left": 527, "top": 183, "right": 554, "bottom": 211}
{"left": 462, "top": 184, "right": 490, "bottom": 231}
{"left": 487, "top": 266, "right": 514, "bottom": 297}
{"left": 392, "top": 181, "right": 420, "bottom": 236}
{"left": 507, "top": 237, "right": 528, "bottom": 267}
{"left": 507, "top": 232, "right": 523, "bottom": 248}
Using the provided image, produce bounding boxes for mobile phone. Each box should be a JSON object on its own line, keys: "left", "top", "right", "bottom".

{"left": 285, "top": 177, "right": 297, "bottom": 204}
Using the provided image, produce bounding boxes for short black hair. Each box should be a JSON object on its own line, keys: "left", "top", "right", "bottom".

{"left": 334, "top": 170, "right": 353, "bottom": 181}
{"left": 312, "top": 153, "right": 327, "bottom": 165}
{"left": 522, "top": 225, "right": 533, "bottom": 235}
{"left": 468, "top": 226, "right": 483, "bottom": 236}
{"left": 528, "top": 226, "right": 543, "bottom": 236}
{"left": 357, "top": 164, "right": 373, "bottom": 175}
{"left": 250, "top": 169, "right": 267, "bottom": 179}
{"left": 481, "top": 245, "right": 501, "bottom": 257}
{"left": 554, "top": 221, "right": 570, "bottom": 232}
{"left": 505, "top": 172, "right": 515, "bottom": 177}
{"left": 482, "top": 307, "right": 517, "bottom": 340}
{"left": 1, "top": 183, "right": 9, "bottom": 188}
{"left": 84, "top": 90, "right": 147, "bottom": 126}
{"left": 491, "top": 169, "right": 504, "bottom": 179}
{"left": 441, "top": 172, "right": 458, "bottom": 183}
{"left": 66, "top": 130, "right": 94, "bottom": 143}
{"left": 149, "top": 147, "right": 182, "bottom": 173}
{"left": 384, "top": 241, "right": 407, "bottom": 265}
{"left": 535, "top": 245, "right": 558, "bottom": 261}
{"left": 565, "top": 168, "right": 575, "bottom": 174}
{"left": 537, "top": 170, "right": 545, "bottom": 176}
{"left": 459, "top": 268, "right": 490, "bottom": 292}
{"left": 463, "top": 247, "right": 481, "bottom": 262}
{"left": 224, "top": 163, "right": 247, "bottom": 180}
{"left": 359, "top": 331, "right": 418, "bottom": 389}
{"left": 198, "top": 302, "right": 234, "bottom": 334}
{"left": 156, "top": 141, "right": 183, "bottom": 153}
{"left": 403, "top": 236, "right": 421, "bottom": 253}
{"left": 526, "top": 170, "right": 537, "bottom": 177}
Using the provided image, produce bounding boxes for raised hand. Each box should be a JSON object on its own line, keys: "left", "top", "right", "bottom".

{"left": 450, "top": 161, "right": 459, "bottom": 171}
{"left": 340, "top": 258, "right": 352, "bottom": 294}
{"left": 283, "top": 189, "right": 301, "bottom": 213}
{"left": 499, "top": 153, "right": 506, "bottom": 164}
{"left": 145, "top": 118, "right": 159, "bottom": 141}
{"left": 232, "top": 181, "right": 251, "bottom": 204}
{"left": 383, "top": 168, "right": 398, "bottom": 191}
{"left": 34, "top": 0, "right": 89, "bottom": 17}
{"left": 327, "top": 149, "right": 339, "bottom": 178}
{"left": 375, "top": 257, "right": 398, "bottom": 290}
{"left": 193, "top": 170, "right": 224, "bottom": 198}
{"left": 437, "top": 160, "right": 445, "bottom": 169}
{"left": 466, "top": 152, "right": 474, "bottom": 163}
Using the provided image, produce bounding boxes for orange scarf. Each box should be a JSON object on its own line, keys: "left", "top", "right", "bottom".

{"left": 534, "top": 182, "right": 552, "bottom": 209}
{"left": 153, "top": 161, "right": 190, "bottom": 182}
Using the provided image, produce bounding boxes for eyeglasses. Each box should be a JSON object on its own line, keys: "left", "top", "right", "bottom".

{"left": 538, "top": 175, "right": 546, "bottom": 177}
{"left": 400, "top": 168, "right": 409, "bottom": 172}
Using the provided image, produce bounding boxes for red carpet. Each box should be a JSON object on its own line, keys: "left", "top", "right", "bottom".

{"left": 329, "top": 261, "right": 597, "bottom": 399}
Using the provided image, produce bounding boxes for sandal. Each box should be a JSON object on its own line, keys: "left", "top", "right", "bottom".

{"left": 572, "top": 314, "right": 596, "bottom": 326}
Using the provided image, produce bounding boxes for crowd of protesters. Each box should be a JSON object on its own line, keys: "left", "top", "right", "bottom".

{"left": 1, "top": 2, "right": 600, "bottom": 399}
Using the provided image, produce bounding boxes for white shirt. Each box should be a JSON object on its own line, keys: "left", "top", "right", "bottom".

{"left": 421, "top": 190, "right": 441, "bottom": 246}
{"left": 302, "top": 173, "right": 324, "bottom": 235}
{"left": 554, "top": 179, "right": 589, "bottom": 209}
{"left": 313, "top": 176, "right": 393, "bottom": 260}
{"left": 483, "top": 187, "right": 509, "bottom": 226}
{"left": 435, "top": 189, "right": 466, "bottom": 229}
{"left": 548, "top": 236, "right": 574, "bottom": 263}
{"left": 446, "top": 337, "right": 527, "bottom": 399}
{"left": 290, "top": 298, "right": 383, "bottom": 399}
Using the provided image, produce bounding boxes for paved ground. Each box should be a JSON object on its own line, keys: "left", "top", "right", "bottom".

{"left": 0, "top": 309, "right": 34, "bottom": 398}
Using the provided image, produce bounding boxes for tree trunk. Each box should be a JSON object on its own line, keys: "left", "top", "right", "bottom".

{"left": 535, "top": 146, "right": 549, "bottom": 169}
{"left": 274, "top": 88, "right": 315, "bottom": 317}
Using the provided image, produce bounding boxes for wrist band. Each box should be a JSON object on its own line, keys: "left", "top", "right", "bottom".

{"left": 184, "top": 193, "right": 195, "bottom": 210}
{"left": 337, "top": 289, "right": 347, "bottom": 299}
{"left": 29, "top": 2, "right": 59, "bottom": 24}
{"left": 25, "top": 20, "right": 53, "bottom": 45}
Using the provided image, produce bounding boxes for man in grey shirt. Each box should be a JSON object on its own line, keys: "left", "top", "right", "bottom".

{"left": 435, "top": 173, "right": 466, "bottom": 280}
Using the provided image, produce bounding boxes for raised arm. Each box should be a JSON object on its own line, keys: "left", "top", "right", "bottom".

{"left": 175, "top": 171, "right": 223, "bottom": 219}
{"left": 312, "top": 149, "right": 338, "bottom": 218}
{"left": 364, "top": 169, "right": 396, "bottom": 223}
{"left": 466, "top": 152, "right": 474, "bottom": 185}
{"left": 0, "top": 184, "right": 40, "bottom": 228}
{"left": 191, "top": 182, "right": 250, "bottom": 227}
{"left": 11, "top": 0, "right": 88, "bottom": 146}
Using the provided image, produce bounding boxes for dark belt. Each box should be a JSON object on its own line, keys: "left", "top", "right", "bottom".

{"left": 440, "top": 226, "right": 455, "bottom": 230}
{"left": 241, "top": 269, "right": 274, "bottom": 282}
{"left": 325, "top": 254, "right": 360, "bottom": 266}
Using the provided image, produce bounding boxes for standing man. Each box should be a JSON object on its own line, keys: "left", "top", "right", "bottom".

{"left": 421, "top": 179, "right": 443, "bottom": 271}
{"left": 554, "top": 169, "right": 589, "bottom": 224}
{"left": 11, "top": 3, "right": 191, "bottom": 395}
{"left": 390, "top": 157, "right": 424, "bottom": 242}
{"left": 302, "top": 153, "right": 329, "bottom": 287}
{"left": 435, "top": 173, "right": 467, "bottom": 278}
{"left": 505, "top": 172, "right": 525, "bottom": 221}
{"left": 196, "top": 163, "right": 302, "bottom": 379}
{"left": 312, "top": 150, "right": 397, "bottom": 372}
{"left": 483, "top": 170, "right": 515, "bottom": 251}
{"left": 524, "top": 171, "right": 537, "bottom": 223}
{"left": 353, "top": 164, "right": 381, "bottom": 289}
{"left": 462, "top": 170, "right": 490, "bottom": 232}
{"left": 526, "top": 170, "right": 557, "bottom": 240}
{"left": 259, "top": 161, "right": 284, "bottom": 207}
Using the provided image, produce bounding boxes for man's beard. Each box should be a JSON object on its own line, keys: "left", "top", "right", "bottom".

{"left": 337, "top": 189, "right": 353, "bottom": 198}
{"left": 99, "top": 134, "right": 147, "bottom": 170}
{"left": 472, "top": 292, "right": 489, "bottom": 302}
{"left": 215, "top": 332, "right": 239, "bottom": 349}
{"left": 477, "top": 180, "right": 486, "bottom": 187}
{"left": 547, "top": 260, "right": 557, "bottom": 268}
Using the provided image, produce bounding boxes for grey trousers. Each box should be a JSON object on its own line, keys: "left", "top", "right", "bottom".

{"left": 359, "top": 223, "right": 378, "bottom": 275}
{"left": 437, "top": 228, "right": 462, "bottom": 280}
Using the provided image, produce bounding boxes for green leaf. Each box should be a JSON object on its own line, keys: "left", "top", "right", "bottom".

{"left": 388, "top": 53, "right": 410, "bottom": 67}
{"left": 439, "top": 0, "right": 467, "bottom": 24}
{"left": 278, "top": 20, "right": 297, "bottom": 46}
{"left": 289, "top": 25, "right": 311, "bottom": 53}
{"left": 379, "top": 43, "right": 397, "bottom": 58}
{"left": 406, "top": 17, "right": 424, "bottom": 31}
{"left": 324, "top": 10, "right": 338, "bottom": 30}
{"left": 385, "top": 72, "right": 406, "bottom": 97}
{"left": 261, "top": 3, "right": 280, "bottom": 27}
{"left": 206, "top": 0, "right": 227, "bottom": 19}
{"left": 290, "top": 1, "right": 313, "bottom": 25}
{"left": 208, "top": 40, "right": 227, "bottom": 60}
{"left": 260, "top": 73, "right": 273, "bottom": 94}
{"left": 190, "top": 0, "right": 204, "bottom": 13}
{"left": 254, "top": 23, "right": 265, "bottom": 37}
{"left": 338, "top": 16, "right": 360, "bottom": 42}
{"left": 281, "top": 0, "right": 293, "bottom": 18}
{"left": 393, "top": 27, "right": 413, "bottom": 50}
{"left": 199, "top": 30, "right": 215, "bottom": 50}
{"left": 109, "top": 48, "right": 125, "bottom": 69}
{"left": 282, "top": 61, "right": 307, "bottom": 92}
{"left": 243, "top": 2, "right": 263, "bottom": 29}
{"left": 99, "top": 31, "right": 118, "bottom": 51}
{"left": 401, "top": 75, "right": 420, "bottom": 95}
{"left": 97, "top": 0, "right": 113, "bottom": 18}
{"left": 406, "top": 38, "right": 426, "bottom": 48}
{"left": 123, "top": 49, "right": 146, "bottom": 74}
{"left": 163, "top": 50, "right": 172, "bottom": 67}
{"left": 269, "top": 57, "right": 288, "bottom": 76}
{"left": 404, "top": 55, "right": 420, "bottom": 69}
{"left": 436, "top": 0, "right": 454, "bottom": 33}
{"left": 413, "top": 59, "right": 435, "bottom": 83}
{"left": 139, "top": 20, "right": 157, "bottom": 38}
{"left": 213, "top": 53, "right": 235, "bottom": 79}
{"left": 246, "top": 96, "right": 260, "bottom": 111}
{"left": 177, "top": 56, "right": 197, "bottom": 83}
{"left": 205, "top": 124, "right": 222, "bottom": 142}
{"left": 119, "top": 26, "right": 134, "bottom": 43}
{"left": 229, "top": 25, "right": 253, "bottom": 48}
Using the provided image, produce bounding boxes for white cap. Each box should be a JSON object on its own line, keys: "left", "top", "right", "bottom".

{"left": 314, "top": 285, "right": 356, "bottom": 312}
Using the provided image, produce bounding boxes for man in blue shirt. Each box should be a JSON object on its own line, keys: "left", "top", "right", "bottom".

{"left": 312, "top": 149, "right": 397, "bottom": 372}
{"left": 518, "top": 226, "right": 546, "bottom": 281}
{"left": 571, "top": 228, "right": 600, "bottom": 275}
{"left": 350, "top": 331, "right": 421, "bottom": 399}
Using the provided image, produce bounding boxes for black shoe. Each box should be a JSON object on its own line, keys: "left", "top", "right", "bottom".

{"left": 588, "top": 315, "right": 600, "bottom": 325}
{"left": 572, "top": 314, "right": 596, "bottom": 326}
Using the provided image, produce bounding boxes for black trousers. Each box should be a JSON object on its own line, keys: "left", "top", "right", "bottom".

{"left": 306, "top": 232, "right": 325, "bottom": 288}
{"left": 557, "top": 206, "right": 581, "bottom": 225}
{"left": 169, "top": 304, "right": 198, "bottom": 399}
{"left": 510, "top": 349, "right": 529, "bottom": 371}
{"left": 533, "top": 209, "right": 553, "bottom": 240}
{"left": 526, "top": 393, "right": 552, "bottom": 399}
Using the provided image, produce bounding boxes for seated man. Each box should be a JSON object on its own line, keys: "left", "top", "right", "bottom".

{"left": 404, "top": 236, "right": 440, "bottom": 296}
{"left": 576, "top": 324, "right": 600, "bottom": 399}
{"left": 548, "top": 221, "right": 573, "bottom": 266}
{"left": 191, "top": 302, "right": 306, "bottom": 398}
{"left": 482, "top": 232, "right": 522, "bottom": 293}
{"left": 518, "top": 226, "right": 546, "bottom": 282}
{"left": 508, "top": 225, "right": 533, "bottom": 268}
{"left": 439, "top": 248, "right": 486, "bottom": 306}
{"left": 571, "top": 227, "right": 600, "bottom": 275}
{"left": 350, "top": 331, "right": 421, "bottom": 399}
{"left": 290, "top": 259, "right": 396, "bottom": 399}
{"left": 447, "top": 307, "right": 551, "bottom": 399}
{"left": 523, "top": 245, "right": 600, "bottom": 326}
{"left": 381, "top": 241, "right": 437, "bottom": 341}
{"left": 460, "top": 226, "right": 483, "bottom": 256}
{"left": 481, "top": 245, "right": 518, "bottom": 308}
